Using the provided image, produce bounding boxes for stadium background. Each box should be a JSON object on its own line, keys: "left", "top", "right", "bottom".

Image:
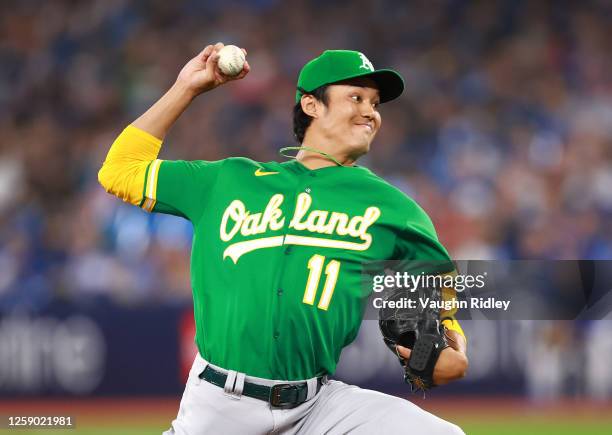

{"left": 1, "top": 0, "right": 611, "bottom": 433}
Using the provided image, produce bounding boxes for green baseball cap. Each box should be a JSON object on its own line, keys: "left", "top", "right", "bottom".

{"left": 295, "top": 50, "right": 404, "bottom": 104}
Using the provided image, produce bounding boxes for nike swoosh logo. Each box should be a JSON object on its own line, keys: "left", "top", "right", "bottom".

{"left": 254, "top": 168, "right": 279, "bottom": 176}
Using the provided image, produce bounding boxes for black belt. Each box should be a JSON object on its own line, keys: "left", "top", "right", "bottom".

{"left": 199, "top": 365, "right": 325, "bottom": 409}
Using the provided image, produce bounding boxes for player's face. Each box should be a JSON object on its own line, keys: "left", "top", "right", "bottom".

{"left": 318, "top": 78, "right": 381, "bottom": 158}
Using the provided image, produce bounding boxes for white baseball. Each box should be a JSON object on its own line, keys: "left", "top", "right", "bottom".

{"left": 217, "top": 45, "right": 245, "bottom": 76}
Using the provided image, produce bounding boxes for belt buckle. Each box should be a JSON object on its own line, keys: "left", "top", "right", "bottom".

{"left": 269, "top": 383, "right": 296, "bottom": 408}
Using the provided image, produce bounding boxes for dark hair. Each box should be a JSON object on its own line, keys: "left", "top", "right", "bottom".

{"left": 292, "top": 85, "right": 330, "bottom": 143}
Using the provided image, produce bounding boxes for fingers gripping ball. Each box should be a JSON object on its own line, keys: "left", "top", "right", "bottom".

{"left": 217, "top": 45, "right": 246, "bottom": 76}
{"left": 379, "top": 285, "right": 449, "bottom": 391}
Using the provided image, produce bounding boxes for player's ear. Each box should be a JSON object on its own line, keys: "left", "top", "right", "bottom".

{"left": 301, "top": 94, "right": 320, "bottom": 119}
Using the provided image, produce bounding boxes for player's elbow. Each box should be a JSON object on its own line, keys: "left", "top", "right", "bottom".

{"left": 97, "top": 159, "right": 126, "bottom": 198}
{"left": 97, "top": 161, "right": 115, "bottom": 194}
{"left": 97, "top": 159, "right": 149, "bottom": 207}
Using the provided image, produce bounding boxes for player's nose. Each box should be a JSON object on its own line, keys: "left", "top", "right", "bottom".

{"left": 359, "top": 100, "right": 379, "bottom": 120}
{"left": 359, "top": 107, "right": 379, "bottom": 129}
{"left": 360, "top": 103, "right": 374, "bottom": 118}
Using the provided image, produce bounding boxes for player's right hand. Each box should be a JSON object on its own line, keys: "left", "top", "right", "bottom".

{"left": 175, "top": 43, "right": 250, "bottom": 97}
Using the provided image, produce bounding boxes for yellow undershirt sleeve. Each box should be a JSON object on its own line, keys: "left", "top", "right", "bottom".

{"left": 98, "top": 125, "right": 163, "bottom": 210}
{"left": 439, "top": 270, "right": 466, "bottom": 341}
{"left": 441, "top": 317, "right": 466, "bottom": 340}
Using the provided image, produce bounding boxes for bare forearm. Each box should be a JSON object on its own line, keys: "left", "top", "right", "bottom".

{"left": 99, "top": 44, "right": 249, "bottom": 207}
{"left": 132, "top": 81, "right": 196, "bottom": 140}
{"left": 433, "top": 331, "right": 468, "bottom": 385}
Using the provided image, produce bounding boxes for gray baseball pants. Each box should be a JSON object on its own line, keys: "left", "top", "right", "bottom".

{"left": 164, "top": 353, "right": 464, "bottom": 435}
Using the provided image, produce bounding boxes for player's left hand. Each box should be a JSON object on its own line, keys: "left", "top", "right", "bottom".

{"left": 397, "top": 329, "right": 468, "bottom": 386}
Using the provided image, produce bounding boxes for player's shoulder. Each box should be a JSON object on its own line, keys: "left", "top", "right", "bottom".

{"left": 178, "top": 157, "right": 287, "bottom": 177}
{"left": 357, "top": 167, "right": 416, "bottom": 203}
{"left": 160, "top": 157, "right": 266, "bottom": 173}
{"left": 360, "top": 168, "right": 435, "bottom": 226}
{"left": 218, "top": 157, "right": 279, "bottom": 171}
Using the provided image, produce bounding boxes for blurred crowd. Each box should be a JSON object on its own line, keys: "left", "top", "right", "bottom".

{"left": 1, "top": 0, "right": 611, "bottom": 310}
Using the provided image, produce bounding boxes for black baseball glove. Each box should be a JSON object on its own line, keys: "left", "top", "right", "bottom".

{"left": 379, "top": 285, "right": 449, "bottom": 391}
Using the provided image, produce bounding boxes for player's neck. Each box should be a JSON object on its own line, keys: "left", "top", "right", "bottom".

{"left": 295, "top": 152, "right": 344, "bottom": 169}
{"left": 297, "top": 138, "right": 357, "bottom": 169}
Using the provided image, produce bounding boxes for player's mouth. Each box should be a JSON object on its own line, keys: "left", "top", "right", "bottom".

{"left": 355, "top": 123, "right": 374, "bottom": 133}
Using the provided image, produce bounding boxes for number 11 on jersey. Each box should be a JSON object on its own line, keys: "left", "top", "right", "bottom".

{"left": 302, "top": 254, "right": 341, "bottom": 311}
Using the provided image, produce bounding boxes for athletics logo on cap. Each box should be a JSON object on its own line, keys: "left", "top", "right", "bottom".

{"left": 295, "top": 49, "right": 404, "bottom": 103}
{"left": 358, "top": 53, "right": 374, "bottom": 71}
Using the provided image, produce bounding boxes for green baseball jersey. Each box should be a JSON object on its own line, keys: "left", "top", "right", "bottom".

{"left": 144, "top": 157, "right": 451, "bottom": 380}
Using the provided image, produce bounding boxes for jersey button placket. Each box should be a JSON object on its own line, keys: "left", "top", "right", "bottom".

{"left": 270, "top": 177, "right": 301, "bottom": 349}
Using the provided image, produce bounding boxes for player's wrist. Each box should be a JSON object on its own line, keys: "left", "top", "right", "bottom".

{"left": 445, "top": 329, "right": 467, "bottom": 354}
{"left": 433, "top": 348, "right": 468, "bottom": 385}
{"left": 171, "top": 79, "right": 200, "bottom": 101}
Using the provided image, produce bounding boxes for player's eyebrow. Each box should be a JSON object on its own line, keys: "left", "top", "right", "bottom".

{"left": 351, "top": 86, "right": 380, "bottom": 103}
{"left": 345, "top": 84, "right": 379, "bottom": 95}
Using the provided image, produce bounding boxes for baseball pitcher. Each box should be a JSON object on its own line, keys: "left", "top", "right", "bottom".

{"left": 99, "top": 43, "right": 468, "bottom": 434}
